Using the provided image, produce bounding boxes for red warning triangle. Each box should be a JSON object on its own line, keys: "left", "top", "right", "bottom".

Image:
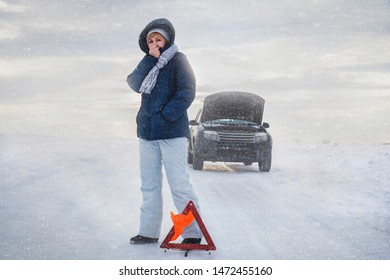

{"left": 160, "top": 200, "right": 216, "bottom": 251}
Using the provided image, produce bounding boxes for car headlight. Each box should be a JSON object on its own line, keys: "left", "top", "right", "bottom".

{"left": 254, "top": 132, "right": 268, "bottom": 143}
{"left": 203, "top": 131, "right": 219, "bottom": 141}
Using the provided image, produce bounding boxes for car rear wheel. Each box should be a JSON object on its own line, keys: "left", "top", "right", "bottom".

{"left": 187, "top": 142, "right": 193, "bottom": 164}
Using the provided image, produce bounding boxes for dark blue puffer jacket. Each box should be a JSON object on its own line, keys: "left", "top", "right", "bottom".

{"left": 126, "top": 18, "right": 196, "bottom": 141}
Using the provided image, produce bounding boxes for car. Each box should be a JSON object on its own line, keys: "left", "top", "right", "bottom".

{"left": 188, "top": 91, "right": 272, "bottom": 172}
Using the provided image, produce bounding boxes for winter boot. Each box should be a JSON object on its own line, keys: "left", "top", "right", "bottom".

{"left": 130, "top": 235, "right": 159, "bottom": 244}
{"left": 181, "top": 238, "right": 201, "bottom": 244}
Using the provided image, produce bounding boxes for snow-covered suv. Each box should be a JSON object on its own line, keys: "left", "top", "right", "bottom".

{"left": 188, "top": 91, "right": 272, "bottom": 172}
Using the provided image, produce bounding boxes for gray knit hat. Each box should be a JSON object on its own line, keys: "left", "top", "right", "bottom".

{"left": 147, "top": 28, "right": 170, "bottom": 42}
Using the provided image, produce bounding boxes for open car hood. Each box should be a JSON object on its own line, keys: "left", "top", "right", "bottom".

{"left": 200, "top": 91, "right": 265, "bottom": 125}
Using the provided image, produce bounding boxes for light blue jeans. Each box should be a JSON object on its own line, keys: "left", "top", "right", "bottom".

{"left": 138, "top": 137, "right": 202, "bottom": 239}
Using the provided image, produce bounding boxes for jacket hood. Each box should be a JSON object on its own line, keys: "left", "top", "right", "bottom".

{"left": 139, "top": 18, "right": 176, "bottom": 54}
{"left": 201, "top": 91, "right": 265, "bottom": 125}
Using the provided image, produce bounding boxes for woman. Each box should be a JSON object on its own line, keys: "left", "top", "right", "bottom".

{"left": 126, "top": 18, "right": 202, "bottom": 245}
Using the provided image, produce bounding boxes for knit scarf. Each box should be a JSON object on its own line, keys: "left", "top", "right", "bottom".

{"left": 139, "top": 44, "right": 178, "bottom": 94}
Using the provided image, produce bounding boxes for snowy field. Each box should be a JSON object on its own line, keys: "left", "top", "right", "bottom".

{"left": 0, "top": 90, "right": 389, "bottom": 260}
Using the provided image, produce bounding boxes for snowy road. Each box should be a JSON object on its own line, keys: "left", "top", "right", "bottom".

{"left": 1, "top": 134, "right": 389, "bottom": 260}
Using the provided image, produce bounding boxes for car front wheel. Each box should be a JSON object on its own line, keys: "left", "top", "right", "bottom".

{"left": 258, "top": 152, "right": 272, "bottom": 172}
{"left": 193, "top": 148, "right": 204, "bottom": 170}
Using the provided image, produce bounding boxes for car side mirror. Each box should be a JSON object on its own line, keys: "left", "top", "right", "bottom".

{"left": 263, "top": 122, "right": 270, "bottom": 128}
{"left": 189, "top": 120, "right": 198, "bottom": 125}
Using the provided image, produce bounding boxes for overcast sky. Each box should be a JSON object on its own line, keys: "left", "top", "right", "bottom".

{"left": 1, "top": 0, "right": 389, "bottom": 97}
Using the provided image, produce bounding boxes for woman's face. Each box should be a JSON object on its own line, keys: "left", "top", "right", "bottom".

{"left": 147, "top": 33, "right": 167, "bottom": 50}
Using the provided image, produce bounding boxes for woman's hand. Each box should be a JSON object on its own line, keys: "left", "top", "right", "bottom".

{"left": 149, "top": 45, "right": 160, "bottom": 58}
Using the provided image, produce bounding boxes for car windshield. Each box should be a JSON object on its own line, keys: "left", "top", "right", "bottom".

{"left": 204, "top": 119, "right": 257, "bottom": 125}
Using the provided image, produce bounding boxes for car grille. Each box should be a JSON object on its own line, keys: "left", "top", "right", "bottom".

{"left": 217, "top": 131, "right": 255, "bottom": 143}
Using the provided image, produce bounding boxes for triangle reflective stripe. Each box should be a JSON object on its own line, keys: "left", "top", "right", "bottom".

{"left": 160, "top": 200, "right": 216, "bottom": 251}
